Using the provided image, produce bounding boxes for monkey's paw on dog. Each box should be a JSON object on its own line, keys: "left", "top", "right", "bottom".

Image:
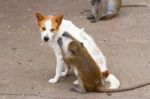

{"left": 57, "top": 37, "right": 63, "bottom": 47}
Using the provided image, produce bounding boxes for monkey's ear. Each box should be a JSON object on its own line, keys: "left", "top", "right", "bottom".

{"left": 80, "top": 43, "right": 84, "bottom": 47}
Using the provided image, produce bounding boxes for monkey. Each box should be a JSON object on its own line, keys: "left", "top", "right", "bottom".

{"left": 87, "top": 0, "right": 147, "bottom": 23}
{"left": 58, "top": 31, "right": 150, "bottom": 93}
{"left": 87, "top": 0, "right": 121, "bottom": 23}
{"left": 58, "top": 34, "right": 104, "bottom": 93}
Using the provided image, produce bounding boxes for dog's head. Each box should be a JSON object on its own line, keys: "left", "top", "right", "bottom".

{"left": 35, "top": 13, "right": 64, "bottom": 42}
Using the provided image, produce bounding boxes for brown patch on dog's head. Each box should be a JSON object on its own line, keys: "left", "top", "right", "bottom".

{"left": 51, "top": 15, "right": 64, "bottom": 32}
{"left": 35, "top": 13, "right": 47, "bottom": 31}
{"left": 35, "top": 13, "right": 64, "bottom": 33}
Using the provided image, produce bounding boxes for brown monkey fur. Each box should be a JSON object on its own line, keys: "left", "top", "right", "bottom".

{"left": 57, "top": 31, "right": 150, "bottom": 93}
{"left": 58, "top": 34, "right": 104, "bottom": 93}
{"left": 87, "top": 0, "right": 147, "bottom": 23}
{"left": 87, "top": 0, "right": 121, "bottom": 22}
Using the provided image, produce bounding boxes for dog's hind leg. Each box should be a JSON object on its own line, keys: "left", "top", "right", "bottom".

{"left": 61, "top": 63, "right": 69, "bottom": 77}
{"left": 105, "top": 73, "right": 120, "bottom": 89}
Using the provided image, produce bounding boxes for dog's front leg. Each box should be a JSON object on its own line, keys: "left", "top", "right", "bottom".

{"left": 48, "top": 41, "right": 66, "bottom": 84}
{"left": 48, "top": 55, "right": 63, "bottom": 83}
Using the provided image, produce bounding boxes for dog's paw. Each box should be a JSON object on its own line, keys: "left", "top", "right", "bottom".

{"left": 48, "top": 78, "right": 58, "bottom": 84}
{"left": 73, "top": 80, "right": 78, "bottom": 85}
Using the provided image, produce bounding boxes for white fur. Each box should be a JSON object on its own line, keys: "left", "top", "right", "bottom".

{"left": 40, "top": 18, "right": 120, "bottom": 89}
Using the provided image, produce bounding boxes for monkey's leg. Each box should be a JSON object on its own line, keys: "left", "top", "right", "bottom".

{"left": 100, "top": 10, "right": 117, "bottom": 20}
{"left": 88, "top": 3, "right": 99, "bottom": 22}
{"left": 90, "top": 1, "right": 106, "bottom": 23}
{"left": 87, "top": 0, "right": 98, "bottom": 20}
{"left": 71, "top": 75, "right": 87, "bottom": 93}
{"left": 87, "top": 0, "right": 101, "bottom": 21}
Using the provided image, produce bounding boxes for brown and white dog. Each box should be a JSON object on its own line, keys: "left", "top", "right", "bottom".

{"left": 35, "top": 13, "right": 120, "bottom": 89}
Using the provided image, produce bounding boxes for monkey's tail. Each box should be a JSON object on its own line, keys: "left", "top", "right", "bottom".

{"left": 98, "top": 82, "right": 150, "bottom": 93}
{"left": 122, "top": 4, "right": 147, "bottom": 7}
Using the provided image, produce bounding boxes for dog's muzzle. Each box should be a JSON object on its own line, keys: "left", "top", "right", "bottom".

{"left": 44, "top": 36, "right": 49, "bottom": 42}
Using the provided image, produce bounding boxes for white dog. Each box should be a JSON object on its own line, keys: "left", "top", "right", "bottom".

{"left": 35, "top": 13, "right": 120, "bottom": 89}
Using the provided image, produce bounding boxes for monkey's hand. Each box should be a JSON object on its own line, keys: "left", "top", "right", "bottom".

{"left": 63, "top": 31, "right": 74, "bottom": 40}
{"left": 57, "top": 37, "right": 63, "bottom": 47}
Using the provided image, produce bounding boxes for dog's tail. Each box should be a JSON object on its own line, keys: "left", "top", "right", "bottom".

{"left": 105, "top": 73, "right": 120, "bottom": 89}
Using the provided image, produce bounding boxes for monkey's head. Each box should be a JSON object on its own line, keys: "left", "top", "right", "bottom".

{"left": 68, "top": 41, "right": 84, "bottom": 56}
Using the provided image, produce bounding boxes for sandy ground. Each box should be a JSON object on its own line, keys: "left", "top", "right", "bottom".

{"left": 0, "top": 0, "right": 150, "bottom": 99}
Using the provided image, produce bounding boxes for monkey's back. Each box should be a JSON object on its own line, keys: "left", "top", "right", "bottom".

{"left": 76, "top": 47, "right": 103, "bottom": 91}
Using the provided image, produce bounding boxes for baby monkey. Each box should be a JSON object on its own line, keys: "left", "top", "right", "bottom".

{"left": 58, "top": 32, "right": 104, "bottom": 93}
{"left": 87, "top": 0, "right": 121, "bottom": 22}
{"left": 58, "top": 32, "right": 150, "bottom": 93}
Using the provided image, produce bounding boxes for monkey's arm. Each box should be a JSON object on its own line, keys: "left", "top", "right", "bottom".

{"left": 57, "top": 37, "right": 78, "bottom": 65}
{"left": 63, "top": 56, "right": 78, "bottom": 66}
{"left": 62, "top": 31, "right": 77, "bottom": 41}
{"left": 57, "top": 37, "right": 67, "bottom": 58}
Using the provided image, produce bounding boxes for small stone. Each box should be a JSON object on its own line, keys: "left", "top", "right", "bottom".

{"left": 18, "top": 62, "right": 22, "bottom": 65}
{"left": 12, "top": 47, "right": 17, "bottom": 50}
{"left": 112, "top": 50, "right": 115, "bottom": 53}
{"left": 28, "top": 60, "right": 33, "bottom": 62}
{"left": 27, "top": 8, "right": 31, "bottom": 11}
{"left": 40, "top": 43, "right": 43, "bottom": 46}
{"left": 8, "top": 25, "right": 11, "bottom": 28}
{"left": 31, "top": 87, "right": 34, "bottom": 89}
{"left": 140, "top": 53, "right": 144, "bottom": 56}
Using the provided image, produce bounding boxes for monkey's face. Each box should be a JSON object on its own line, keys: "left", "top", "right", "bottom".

{"left": 68, "top": 41, "right": 84, "bottom": 55}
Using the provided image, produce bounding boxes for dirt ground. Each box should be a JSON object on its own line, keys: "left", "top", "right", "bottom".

{"left": 0, "top": 0, "right": 150, "bottom": 99}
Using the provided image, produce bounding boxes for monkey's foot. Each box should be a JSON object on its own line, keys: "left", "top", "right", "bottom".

{"left": 71, "top": 86, "right": 87, "bottom": 94}
{"left": 87, "top": 15, "right": 95, "bottom": 20}
{"left": 90, "top": 19, "right": 97, "bottom": 23}
{"left": 73, "top": 80, "right": 78, "bottom": 85}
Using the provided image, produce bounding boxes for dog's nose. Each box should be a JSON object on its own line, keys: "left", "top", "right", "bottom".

{"left": 44, "top": 37, "right": 49, "bottom": 42}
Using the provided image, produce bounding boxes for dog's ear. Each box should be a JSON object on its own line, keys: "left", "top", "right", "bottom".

{"left": 55, "top": 15, "right": 64, "bottom": 25}
{"left": 51, "top": 15, "right": 64, "bottom": 32}
{"left": 35, "top": 13, "right": 45, "bottom": 22}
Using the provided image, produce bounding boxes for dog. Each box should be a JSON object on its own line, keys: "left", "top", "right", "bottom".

{"left": 35, "top": 13, "right": 120, "bottom": 89}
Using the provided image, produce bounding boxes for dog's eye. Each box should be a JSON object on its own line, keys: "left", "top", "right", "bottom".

{"left": 41, "top": 27, "right": 46, "bottom": 31}
{"left": 50, "top": 28, "right": 55, "bottom": 32}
